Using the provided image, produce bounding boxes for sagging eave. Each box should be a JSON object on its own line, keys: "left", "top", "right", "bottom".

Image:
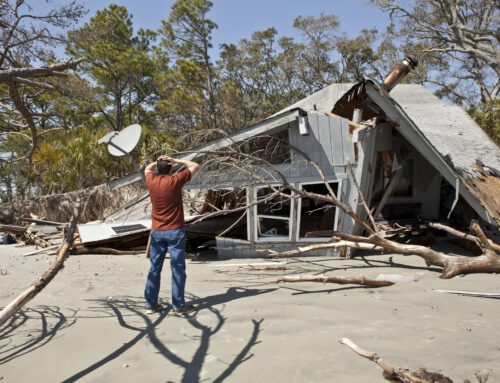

{"left": 180, "top": 108, "right": 305, "bottom": 162}
{"left": 334, "top": 79, "right": 496, "bottom": 228}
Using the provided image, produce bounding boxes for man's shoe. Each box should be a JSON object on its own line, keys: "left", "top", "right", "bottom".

{"left": 145, "top": 304, "right": 163, "bottom": 314}
{"left": 170, "top": 304, "right": 196, "bottom": 316}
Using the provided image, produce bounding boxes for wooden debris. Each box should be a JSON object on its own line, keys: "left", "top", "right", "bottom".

{"left": 21, "top": 217, "right": 65, "bottom": 227}
{"left": 24, "top": 232, "right": 53, "bottom": 248}
{"left": 71, "top": 247, "right": 143, "bottom": 255}
{"left": 0, "top": 200, "right": 81, "bottom": 328}
{"left": 23, "top": 244, "right": 59, "bottom": 256}
{"left": 276, "top": 274, "right": 394, "bottom": 287}
{"left": 0, "top": 224, "right": 27, "bottom": 235}
{"left": 339, "top": 337, "right": 453, "bottom": 382}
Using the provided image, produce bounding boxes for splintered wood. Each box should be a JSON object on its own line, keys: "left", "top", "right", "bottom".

{"left": 466, "top": 165, "right": 500, "bottom": 226}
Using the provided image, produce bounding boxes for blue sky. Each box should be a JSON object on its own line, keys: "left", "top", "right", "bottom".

{"left": 39, "top": 0, "right": 391, "bottom": 56}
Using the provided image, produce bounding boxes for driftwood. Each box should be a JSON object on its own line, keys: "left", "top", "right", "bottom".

{"left": 339, "top": 337, "right": 453, "bottom": 383}
{"left": 0, "top": 201, "right": 80, "bottom": 328}
{"left": 277, "top": 274, "right": 394, "bottom": 287}
{"left": 72, "top": 247, "right": 143, "bottom": 255}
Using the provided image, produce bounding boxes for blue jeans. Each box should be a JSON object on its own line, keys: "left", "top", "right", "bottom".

{"left": 144, "top": 228, "right": 186, "bottom": 309}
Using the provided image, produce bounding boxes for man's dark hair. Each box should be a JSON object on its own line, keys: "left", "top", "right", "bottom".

{"left": 157, "top": 159, "right": 172, "bottom": 175}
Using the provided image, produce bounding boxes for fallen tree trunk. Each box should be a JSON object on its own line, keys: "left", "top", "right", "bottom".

{"left": 339, "top": 337, "right": 453, "bottom": 383}
{"left": 0, "top": 201, "right": 80, "bottom": 328}
{"left": 269, "top": 225, "right": 500, "bottom": 279}
{"left": 277, "top": 274, "right": 394, "bottom": 287}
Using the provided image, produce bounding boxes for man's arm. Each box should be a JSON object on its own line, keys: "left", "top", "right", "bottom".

{"left": 145, "top": 161, "right": 157, "bottom": 175}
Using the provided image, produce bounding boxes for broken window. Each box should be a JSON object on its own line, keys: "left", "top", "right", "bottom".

{"left": 255, "top": 186, "right": 293, "bottom": 241}
{"left": 297, "top": 182, "right": 339, "bottom": 240}
{"left": 184, "top": 188, "right": 248, "bottom": 251}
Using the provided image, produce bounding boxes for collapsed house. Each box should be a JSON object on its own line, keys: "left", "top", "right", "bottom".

{"left": 81, "top": 58, "right": 500, "bottom": 258}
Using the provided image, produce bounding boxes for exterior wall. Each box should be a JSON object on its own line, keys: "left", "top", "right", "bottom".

{"left": 341, "top": 123, "right": 378, "bottom": 235}
{"left": 216, "top": 237, "right": 338, "bottom": 259}
{"left": 288, "top": 113, "right": 355, "bottom": 178}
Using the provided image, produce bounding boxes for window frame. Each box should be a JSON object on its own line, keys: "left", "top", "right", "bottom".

{"left": 295, "top": 180, "right": 342, "bottom": 243}
{"left": 253, "top": 184, "right": 295, "bottom": 242}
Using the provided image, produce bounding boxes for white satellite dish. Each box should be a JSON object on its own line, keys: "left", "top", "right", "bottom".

{"left": 98, "top": 124, "right": 142, "bottom": 157}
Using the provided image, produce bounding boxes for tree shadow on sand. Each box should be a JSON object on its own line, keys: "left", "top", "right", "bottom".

{"left": 63, "top": 286, "right": 275, "bottom": 383}
{"left": 0, "top": 306, "right": 77, "bottom": 365}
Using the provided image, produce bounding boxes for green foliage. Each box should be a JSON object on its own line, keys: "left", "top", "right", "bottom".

{"left": 157, "top": 0, "right": 219, "bottom": 134}
{"left": 469, "top": 100, "right": 500, "bottom": 145}
{"left": 67, "top": 4, "right": 158, "bottom": 131}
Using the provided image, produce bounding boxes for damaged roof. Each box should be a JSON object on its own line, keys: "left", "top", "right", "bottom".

{"left": 331, "top": 80, "right": 500, "bottom": 224}
{"left": 279, "top": 82, "right": 499, "bottom": 179}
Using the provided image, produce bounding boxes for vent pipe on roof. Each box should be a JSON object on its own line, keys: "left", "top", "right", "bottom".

{"left": 382, "top": 56, "right": 418, "bottom": 92}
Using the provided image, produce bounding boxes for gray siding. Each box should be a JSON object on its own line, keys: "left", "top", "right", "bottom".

{"left": 216, "top": 236, "right": 338, "bottom": 259}
{"left": 288, "top": 113, "right": 354, "bottom": 178}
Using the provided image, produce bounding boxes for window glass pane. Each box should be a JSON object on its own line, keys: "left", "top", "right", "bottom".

{"left": 256, "top": 187, "right": 291, "bottom": 217}
{"left": 258, "top": 217, "right": 290, "bottom": 237}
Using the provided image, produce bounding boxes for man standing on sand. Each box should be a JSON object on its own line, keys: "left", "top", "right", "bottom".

{"left": 144, "top": 155, "right": 200, "bottom": 315}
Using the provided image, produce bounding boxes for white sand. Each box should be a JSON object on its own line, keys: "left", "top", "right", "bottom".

{"left": 0, "top": 243, "right": 499, "bottom": 382}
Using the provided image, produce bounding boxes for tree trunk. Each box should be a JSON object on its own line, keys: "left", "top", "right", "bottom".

{"left": 276, "top": 274, "right": 394, "bottom": 287}
{"left": 0, "top": 201, "right": 80, "bottom": 328}
{"left": 268, "top": 230, "right": 500, "bottom": 279}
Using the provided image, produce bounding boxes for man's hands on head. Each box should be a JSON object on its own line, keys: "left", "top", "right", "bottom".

{"left": 157, "top": 155, "right": 173, "bottom": 163}
{"left": 148, "top": 154, "right": 200, "bottom": 176}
